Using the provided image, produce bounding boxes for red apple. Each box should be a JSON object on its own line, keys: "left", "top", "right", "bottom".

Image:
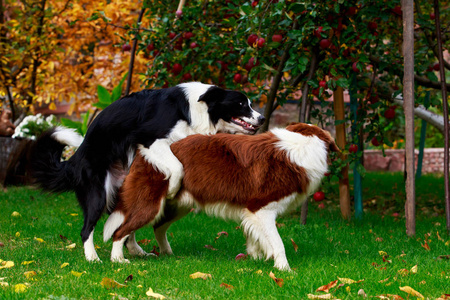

{"left": 433, "top": 62, "right": 440, "bottom": 71}
{"left": 182, "top": 73, "right": 192, "bottom": 81}
{"left": 190, "top": 42, "right": 199, "bottom": 49}
{"left": 247, "top": 34, "right": 258, "bottom": 47}
{"left": 352, "top": 61, "right": 359, "bottom": 73}
{"left": 313, "top": 191, "right": 325, "bottom": 202}
{"left": 319, "top": 39, "right": 331, "bottom": 49}
{"left": 257, "top": 37, "right": 265, "bottom": 47}
{"left": 235, "top": 253, "right": 248, "bottom": 261}
{"left": 384, "top": 108, "right": 396, "bottom": 119}
{"left": 312, "top": 88, "right": 320, "bottom": 96}
{"left": 172, "top": 63, "right": 183, "bottom": 75}
{"left": 122, "top": 43, "right": 131, "bottom": 52}
{"left": 169, "top": 32, "right": 176, "bottom": 39}
{"left": 184, "top": 32, "right": 194, "bottom": 39}
{"left": 314, "top": 26, "right": 323, "bottom": 38}
{"left": 346, "top": 6, "right": 357, "bottom": 16}
{"left": 319, "top": 80, "right": 327, "bottom": 88}
{"left": 233, "top": 73, "right": 242, "bottom": 83}
{"left": 368, "top": 95, "right": 379, "bottom": 104}
{"left": 251, "top": 1, "right": 258, "bottom": 7}
{"left": 430, "top": 12, "right": 435, "bottom": 20}
{"left": 349, "top": 144, "right": 358, "bottom": 153}
{"left": 244, "top": 57, "right": 257, "bottom": 72}
{"left": 272, "top": 34, "right": 283, "bottom": 43}
{"left": 318, "top": 203, "right": 325, "bottom": 209}
{"left": 324, "top": 172, "right": 331, "bottom": 177}
{"left": 368, "top": 21, "right": 378, "bottom": 31}
{"left": 146, "top": 43, "right": 155, "bottom": 52}
{"left": 392, "top": 5, "right": 402, "bottom": 16}
{"left": 371, "top": 137, "right": 381, "bottom": 146}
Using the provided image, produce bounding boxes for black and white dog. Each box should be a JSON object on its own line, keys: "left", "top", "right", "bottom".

{"left": 30, "top": 82, "right": 264, "bottom": 261}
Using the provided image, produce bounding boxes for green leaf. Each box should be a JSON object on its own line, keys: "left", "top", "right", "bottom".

{"left": 60, "top": 118, "right": 82, "bottom": 136}
{"left": 97, "top": 85, "right": 111, "bottom": 104}
{"left": 335, "top": 78, "right": 349, "bottom": 89}
{"left": 81, "top": 112, "right": 90, "bottom": 136}
{"left": 111, "top": 72, "right": 128, "bottom": 102}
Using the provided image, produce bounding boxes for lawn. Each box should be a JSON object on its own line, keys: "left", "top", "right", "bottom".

{"left": 0, "top": 172, "right": 448, "bottom": 299}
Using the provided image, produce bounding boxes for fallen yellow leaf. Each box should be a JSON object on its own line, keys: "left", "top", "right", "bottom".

{"left": 21, "top": 261, "right": 34, "bottom": 265}
{"left": 307, "top": 293, "right": 332, "bottom": 299}
{"left": 410, "top": 265, "right": 418, "bottom": 274}
{"left": 399, "top": 286, "right": 424, "bottom": 299}
{"left": 0, "top": 282, "right": 9, "bottom": 287}
{"left": 60, "top": 263, "right": 69, "bottom": 268}
{"left": 66, "top": 243, "right": 76, "bottom": 249}
{"left": 100, "top": 277, "right": 127, "bottom": 289}
{"left": 34, "top": 237, "right": 45, "bottom": 243}
{"left": 189, "top": 272, "right": 212, "bottom": 280}
{"left": 11, "top": 211, "right": 21, "bottom": 217}
{"left": 375, "top": 295, "right": 404, "bottom": 300}
{"left": 71, "top": 271, "right": 85, "bottom": 277}
{"left": 14, "top": 283, "right": 27, "bottom": 293}
{"left": 338, "top": 277, "right": 360, "bottom": 284}
{"left": 255, "top": 270, "right": 263, "bottom": 275}
{"left": 0, "top": 261, "right": 14, "bottom": 269}
{"left": 24, "top": 271, "right": 36, "bottom": 279}
{"left": 15, "top": 232, "right": 20, "bottom": 237}
{"left": 146, "top": 287, "right": 166, "bottom": 299}
{"left": 445, "top": 240, "right": 450, "bottom": 246}
{"left": 70, "top": 213, "right": 78, "bottom": 216}
{"left": 379, "top": 251, "right": 387, "bottom": 256}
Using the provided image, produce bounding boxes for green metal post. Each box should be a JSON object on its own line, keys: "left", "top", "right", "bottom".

{"left": 350, "top": 75, "right": 363, "bottom": 219}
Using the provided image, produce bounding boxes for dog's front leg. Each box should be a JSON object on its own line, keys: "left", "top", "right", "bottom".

{"left": 139, "top": 141, "right": 184, "bottom": 199}
{"left": 254, "top": 210, "right": 291, "bottom": 271}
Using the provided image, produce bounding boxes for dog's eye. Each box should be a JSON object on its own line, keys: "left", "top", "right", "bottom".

{"left": 239, "top": 102, "right": 243, "bottom": 106}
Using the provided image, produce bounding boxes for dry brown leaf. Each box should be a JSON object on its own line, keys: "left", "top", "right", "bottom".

{"left": 421, "top": 241, "right": 430, "bottom": 251}
{"left": 397, "top": 269, "right": 409, "bottom": 276}
{"left": 316, "top": 279, "right": 338, "bottom": 292}
{"left": 189, "top": 272, "right": 212, "bottom": 280}
{"left": 436, "top": 294, "right": 450, "bottom": 300}
{"left": 100, "top": 277, "right": 127, "bottom": 289}
{"left": 220, "top": 283, "right": 234, "bottom": 290}
{"left": 146, "top": 287, "right": 166, "bottom": 299}
{"left": 204, "top": 245, "right": 218, "bottom": 251}
{"left": 307, "top": 293, "right": 333, "bottom": 299}
{"left": 291, "top": 238, "right": 298, "bottom": 252}
{"left": 269, "top": 271, "right": 284, "bottom": 287}
{"left": 399, "top": 286, "right": 424, "bottom": 299}
{"left": 137, "top": 239, "right": 152, "bottom": 245}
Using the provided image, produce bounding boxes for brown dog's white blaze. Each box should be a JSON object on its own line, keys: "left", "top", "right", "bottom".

{"left": 105, "top": 123, "right": 338, "bottom": 269}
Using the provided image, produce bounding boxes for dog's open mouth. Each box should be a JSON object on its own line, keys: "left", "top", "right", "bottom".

{"left": 231, "top": 117, "right": 260, "bottom": 132}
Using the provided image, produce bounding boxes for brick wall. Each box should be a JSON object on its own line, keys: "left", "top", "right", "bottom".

{"left": 364, "top": 148, "right": 446, "bottom": 174}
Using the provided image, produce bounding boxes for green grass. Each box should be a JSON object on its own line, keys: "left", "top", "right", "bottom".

{"left": 0, "top": 173, "right": 449, "bottom": 299}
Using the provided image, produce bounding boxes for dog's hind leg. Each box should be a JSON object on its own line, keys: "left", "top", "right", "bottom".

{"left": 153, "top": 200, "right": 191, "bottom": 255}
{"left": 111, "top": 234, "right": 130, "bottom": 263}
{"left": 78, "top": 189, "right": 106, "bottom": 262}
{"left": 125, "top": 232, "right": 151, "bottom": 257}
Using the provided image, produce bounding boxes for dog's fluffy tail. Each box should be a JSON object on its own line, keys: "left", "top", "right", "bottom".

{"left": 103, "top": 212, "right": 125, "bottom": 242}
{"left": 30, "top": 126, "right": 83, "bottom": 193}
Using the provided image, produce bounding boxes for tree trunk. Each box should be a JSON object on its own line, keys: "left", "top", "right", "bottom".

{"left": 125, "top": 8, "right": 146, "bottom": 96}
{"left": 334, "top": 86, "right": 351, "bottom": 220}
{"left": 433, "top": 0, "right": 450, "bottom": 234}
{"left": 403, "top": 0, "right": 415, "bottom": 236}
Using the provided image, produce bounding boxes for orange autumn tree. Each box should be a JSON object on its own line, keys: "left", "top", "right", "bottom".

{"left": 0, "top": 0, "right": 150, "bottom": 120}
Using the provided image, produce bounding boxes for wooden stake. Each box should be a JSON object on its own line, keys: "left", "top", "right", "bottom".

{"left": 334, "top": 86, "right": 351, "bottom": 220}
{"left": 403, "top": 0, "right": 415, "bottom": 236}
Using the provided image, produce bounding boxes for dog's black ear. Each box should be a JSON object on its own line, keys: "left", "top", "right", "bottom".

{"left": 198, "top": 86, "right": 225, "bottom": 103}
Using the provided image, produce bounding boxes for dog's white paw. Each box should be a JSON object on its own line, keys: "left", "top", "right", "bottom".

{"left": 111, "top": 256, "right": 130, "bottom": 264}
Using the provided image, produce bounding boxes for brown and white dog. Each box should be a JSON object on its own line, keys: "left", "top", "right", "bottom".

{"left": 103, "top": 123, "right": 338, "bottom": 271}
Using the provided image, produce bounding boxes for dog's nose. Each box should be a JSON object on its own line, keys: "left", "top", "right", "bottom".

{"left": 258, "top": 115, "right": 266, "bottom": 124}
